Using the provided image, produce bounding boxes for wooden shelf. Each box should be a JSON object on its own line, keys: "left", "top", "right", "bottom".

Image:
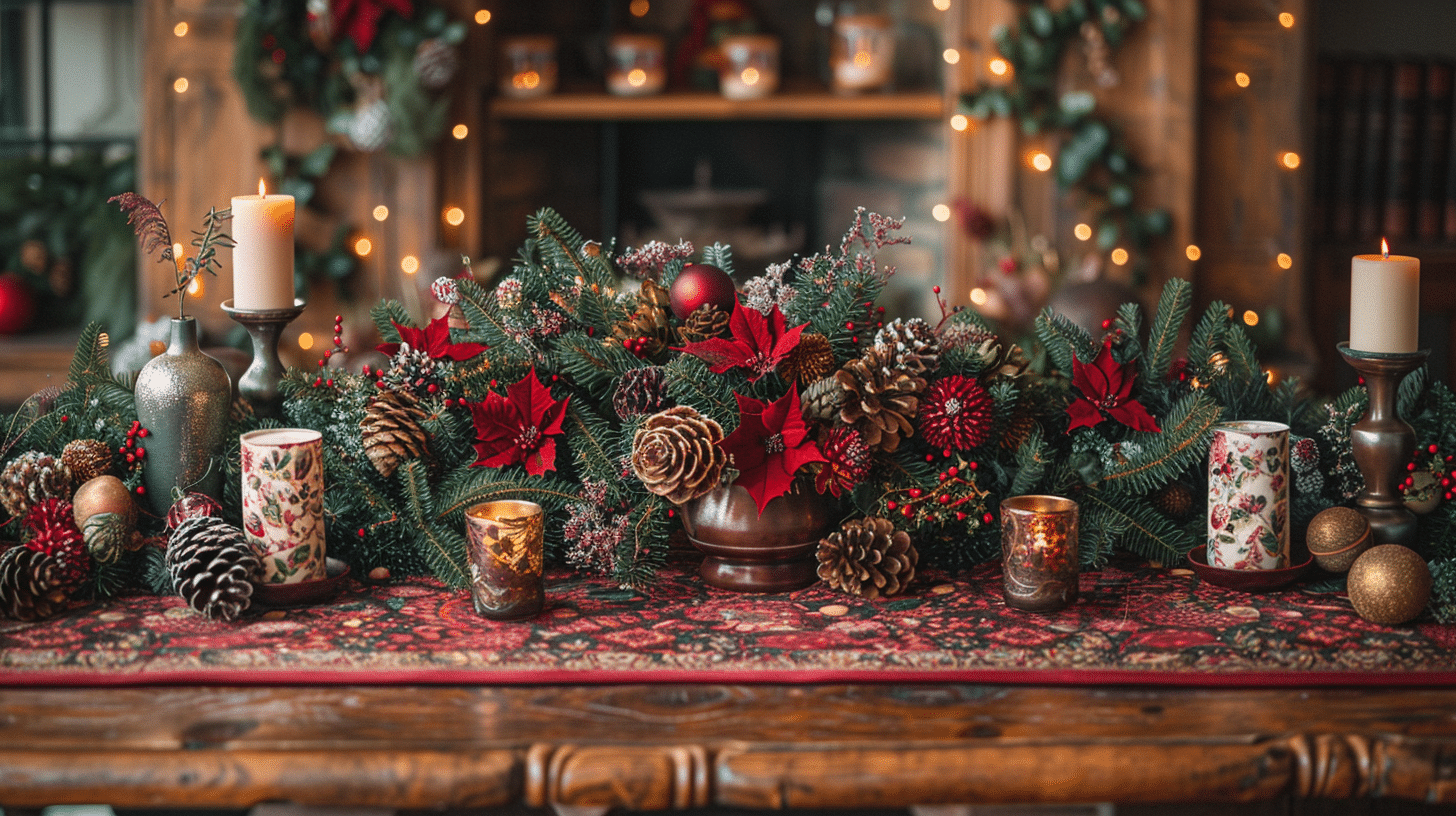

{"left": 491, "top": 89, "right": 946, "bottom": 121}
{"left": 0, "top": 329, "right": 80, "bottom": 409}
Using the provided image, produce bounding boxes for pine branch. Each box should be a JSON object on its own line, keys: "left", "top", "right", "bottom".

{"left": 432, "top": 466, "right": 578, "bottom": 522}
{"left": 1223, "top": 324, "right": 1260, "bottom": 380}
{"left": 700, "top": 243, "right": 736, "bottom": 277}
{"left": 1186, "top": 300, "right": 1231, "bottom": 376}
{"left": 1009, "top": 424, "right": 1049, "bottom": 496}
{"left": 528, "top": 207, "right": 590, "bottom": 281}
{"left": 1079, "top": 488, "right": 1195, "bottom": 566}
{"left": 1035, "top": 308, "right": 1097, "bottom": 373}
{"left": 564, "top": 402, "right": 623, "bottom": 487}
{"left": 553, "top": 331, "right": 637, "bottom": 393}
{"left": 1098, "top": 391, "right": 1223, "bottom": 496}
{"left": 370, "top": 300, "right": 415, "bottom": 344}
{"left": 664, "top": 354, "right": 740, "bottom": 430}
{"left": 1399, "top": 365, "right": 1428, "bottom": 421}
{"left": 67, "top": 322, "right": 114, "bottom": 384}
{"left": 617, "top": 495, "right": 670, "bottom": 589}
{"left": 109, "top": 192, "right": 174, "bottom": 264}
{"left": 398, "top": 460, "right": 470, "bottom": 587}
{"left": 1143, "top": 277, "right": 1192, "bottom": 383}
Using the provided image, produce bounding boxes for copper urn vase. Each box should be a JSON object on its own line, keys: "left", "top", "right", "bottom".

{"left": 679, "top": 485, "right": 832, "bottom": 592}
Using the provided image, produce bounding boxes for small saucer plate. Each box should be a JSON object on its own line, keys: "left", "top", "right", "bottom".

{"left": 1185, "top": 547, "right": 1312, "bottom": 592}
{"left": 253, "top": 557, "right": 351, "bottom": 608}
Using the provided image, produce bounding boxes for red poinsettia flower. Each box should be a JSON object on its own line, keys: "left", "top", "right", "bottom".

{"left": 376, "top": 316, "right": 487, "bottom": 361}
{"left": 331, "top": 0, "right": 414, "bottom": 54}
{"left": 720, "top": 388, "right": 827, "bottom": 513}
{"left": 467, "top": 368, "right": 570, "bottom": 476}
{"left": 1066, "top": 339, "right": 1160, "bottom": 433}
{"left": 677, "top": 299, "right": 807, "bottom": 382}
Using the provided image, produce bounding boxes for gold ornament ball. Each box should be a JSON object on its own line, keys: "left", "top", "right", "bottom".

{"left": 1346, "top": 544, "right": 1431, "bottom": 625}
{"left": 1304, "top": 506, "right": 1371, "bottom": 573}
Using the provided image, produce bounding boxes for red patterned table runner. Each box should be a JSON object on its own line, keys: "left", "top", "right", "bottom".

{"left": 3, "top": 549, "right": 1453, "bottom": 686}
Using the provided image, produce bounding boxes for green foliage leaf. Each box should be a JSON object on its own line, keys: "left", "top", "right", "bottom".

{"left": 1035, "top": 308, "right": 1097, "bottom": 373}
{"left": 1143, "top": 278, "right": 1192, "bottom": 384}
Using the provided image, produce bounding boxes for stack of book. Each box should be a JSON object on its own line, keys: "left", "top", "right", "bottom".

{"left": 1314, "top": 56, "right": 1456, "bottom": 243}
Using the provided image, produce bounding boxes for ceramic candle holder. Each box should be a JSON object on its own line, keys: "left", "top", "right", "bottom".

{"left": 719, "top": 35, "right": 780, "bottom": 100}
{"left": 241, "top": 428, "right": 327, "bottom": 584}
{"left": 465, "top": 500, "right": 545, "bottom": 620}
{"left": 607, "top": 33, "right": 666, "bottom": 96}
{"left": 831, "top": 13, "right": 895, "bottom": 93}
{"left": 1000, "top": 495, "right": 1079, "bottom": 613}
{"left": 500, "top": 36, "right": 557, "bottom": 98}
{"left": 1207, "top": 421, "right": 1290, "bottom": 570}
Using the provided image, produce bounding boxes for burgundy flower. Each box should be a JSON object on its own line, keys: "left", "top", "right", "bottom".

{"left": 331, "top": 0, "right": 414, "bottom": 54}
{"left": 677, "top": 299, "right": 807, "bottom": 382}
{"left": 377, "top": 316, "right": 487, "bottom": 361}
{"left": 466, "top": 367, "right": 569, "bottom": 476}
{"left": 1066, "top": 339, "right": 1160, "bottom": 433}
{"left": 814, "top": 426, "right": 871, "bottom": 498}
{"left": 719, "top": 388, "right": 827, "bottom": 513}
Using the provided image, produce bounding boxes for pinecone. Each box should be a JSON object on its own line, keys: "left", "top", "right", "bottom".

{"left": 62, "top": 439, "right": 112, "bottom": 483}
{"left": 1000, "top": 410, "right": 1037, "bottom": 451}
{"left": 612, "top": 280, "right": 676, "bottom": 357}
{"left": 679, "top": 303, "right": 731, "bottom": 343}
{"left": 1151, "top": 481, "right": 1196, "bottom": 521}
{"left": 873, "top": 317, "right": 941, "bottom": 376}
{"left": 816, "top": 516, "right": 918, "bottom": 599}
{"left": 631, "top": 406, "right": 727, "bottom": 504}
{"left": 413, "top": 37, "right": 460, "bottom": 88}
{"left": 378, "top": 343, "right": 441, "bottom": 394}
{"left": 1, "top": 451, "right": 72, "bottom": 519}
{"left": 0, "top": 546, "right": 66, "bottom": 621}
{"left": 801, "top": 376, "right": 847, "bottom": 422}
{"left": 613, "top": 366, "right": 670, "bottom": 419}
{"left": 779, "top": 333, "right": 837, "bottom": 384}
{"left": 22, "top": 498, "right": 88, "bottom": 589}
{"left": 349, "top": 99, "right": 392, "bottom": 152}
{"left": 361, "top": 388, "right": 430, "bottom": 478}
{"left": 836, "top": 347, "right": 926, "bottom": 453}
{"left": 918, "top": 374, "right": 995, "bottom": 451}
{"left": 166, "top": 516, "right": 260, "bottom": 621}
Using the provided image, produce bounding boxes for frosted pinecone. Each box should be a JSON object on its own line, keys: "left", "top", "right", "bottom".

{"left": 873, "top": 317, "right": 941, "bottom": 376}
{"left": 377, "top": 343, "right": 442, "bottom": 394}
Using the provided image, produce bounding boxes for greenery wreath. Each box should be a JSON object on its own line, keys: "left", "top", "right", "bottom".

{"left": 233, "top": 0, "right": 466, "bottom": 157}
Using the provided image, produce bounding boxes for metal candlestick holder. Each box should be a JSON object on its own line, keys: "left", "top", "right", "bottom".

{"left": 1337, "top": 342, "right": 1430, "bottom": 549}
{"left": 221, "top": 298, "right": 305, "bottom": 419}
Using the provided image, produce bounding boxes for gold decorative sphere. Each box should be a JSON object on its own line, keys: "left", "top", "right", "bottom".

{"left": 1305, "top": 506, "right": 1371, "bottom": 573}
{"left": 1347, "top": 544, "right": 1431, "bottom": 625}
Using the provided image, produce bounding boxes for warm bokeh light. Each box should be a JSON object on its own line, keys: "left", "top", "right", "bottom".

{"left": 444, "top": 207, "right": 466, "bottom": 227}
{"left": 630, "top": 0, "right": 649, "bottom": 16}
{"left": 452, "top": 123, "right": 469, "bottom": 139}
{"left": 1074, "top": 223, "right": 1093, "bottom": 241}
{"left": 173, "top": 77, "right": 189, "bottom": 93}
{"left": 943, "top": 48, "right": 960, "bottom": 65}
{"left": 932, "top": 204, "right": 951, "bottom": 222}
{"left": 1277, "top": 252, "right": 1293, "bottom": 269}
{"left": 1235, "top": 72, "right": 1250, "bottom": 88}
{"left": 187, "top": 277, "right": 203, "bottom": 297}
{"left": 1243, "top": 310, "right": 1260, "bottom": 326}
{"left": 1279, "top": 12, "right": 1295, "bottom": 28}
{"left": 741, "top": 67, "right": 761, "bottom": 86}
{"left": 1186, "top": 244, "right": 1202, "bottom": 261}
{"left": 988, "top": 58, "right": 1010, "bottom": 77}
{"left": 969, "top": 287, "right": 988, "bottom": 306}
{"left": 373, "top": 205, "right": 389, "bottom": 222}
{"left": 1028, "top": 150, "right": 1052, "bottom": 172}
{"left": 628, "top": 68, "right": 648, "bottom": 87}
{"left": 513, "top": 71, "right": 541, "bottom": 90}
{"left": 1281, "top": 151, "right": 1301, "bottom": 169}
{"left": 933, "top": 0, "right": 951, "bottom": 10}
{"left": 949, "top": 114, "right": 969, "bottom": 131}
{"left": 173, "top": 22, "right": 188, "bottom": 37}
{"left": 298, "top": 332, "right": 315, "bottom": 351}
{"left": 402, "top": 255, "right": 420, "bottom": 275}
{"left": 1110, "top": 248, "right": 1129, "bottom": 266}
{"left": 173, "top": 242, "right": 185, "bottom": 258}
{"left": 474, "top": 9, "right": 491, "bottom": 24}
{"left": 354, "top": 237, "right": 373, "bottom": 257}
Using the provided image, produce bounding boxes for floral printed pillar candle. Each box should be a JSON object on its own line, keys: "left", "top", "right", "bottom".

{"left": 1207, "top": 421, "right": 1290, "bottom": 570}
{"left": 999, "top": 495, "right": 1079, "bottom": 612}
{"left": 465, "top": 500, "right": 545, "bottom": 620}
{"left": 240, "top": 428, "right": 327, "bottom": 583}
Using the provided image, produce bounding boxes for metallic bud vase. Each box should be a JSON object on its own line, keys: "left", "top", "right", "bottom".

{"left": 133, "top": 317, "right": 232, "bottom": 514}
{"left": 1338, "top": 342, "right": 1430, "bottom": 548}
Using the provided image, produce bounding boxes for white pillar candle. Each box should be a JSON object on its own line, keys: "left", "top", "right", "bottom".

{"left": 231, "top": 181, "right": 295, "bottom": 311}
{"left": 1350, "top": 241, "right": 1420, "bottom": 353}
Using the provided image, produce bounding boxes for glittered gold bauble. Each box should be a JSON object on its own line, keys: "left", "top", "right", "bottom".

{"left": 1305, "top": 506, "right": 1371, "bottom": 573}
{"left": 1347, "top": 544, "right": 1431, "bottom": 625}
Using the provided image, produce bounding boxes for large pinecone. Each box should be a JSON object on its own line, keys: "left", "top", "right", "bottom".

{"left": 613, "top": 366, "right": 670, "bottom": 419}
{"left": 62, "top": 439, "right": 112, "bottom": 483}
{"left": 816, "top": 516, "right": 918, "bottom": 599}
{"left": 613, "top": 279, "right": 676, "bottom": 357}
{"left": 631, "top": 406, "right": 727, "bottom": 504}
{"left": 678, "top": 303, "right": 730, "bottom": 343}
{"left": 873, "top": 317, "right": 941, "bottom": 376}
{"left": 166, "top": 516, "right": 260, "bottom": 621}
{"left": 361, "top": 388, "right": 430, "bottom": 477}
{"left": 0, "top": 545, "right": 66, "bottom": 621}
{"left": 378, "top": 344, "right": 441, "bottom": 394}
{"left": 1, "top": 451, "right": 72, "bottom": 519}
{"left": 779, "top": 333, "right": 837, "bottom": 384}
{"left": 836, "top": 347, "right": 926, "bottom": 453}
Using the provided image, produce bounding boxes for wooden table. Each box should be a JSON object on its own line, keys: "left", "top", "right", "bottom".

{"left": 3, "top": 683, "right": 1455, "bottom": 811}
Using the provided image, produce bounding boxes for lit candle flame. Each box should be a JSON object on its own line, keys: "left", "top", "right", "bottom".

{"left": 259, "top": 178, "right": 266, "bottom": 196}
{"left": 1381, "top": 238, "right": 1389, "bottom": 259}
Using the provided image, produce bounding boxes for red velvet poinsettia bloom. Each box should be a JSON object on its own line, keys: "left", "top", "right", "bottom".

{"left": 376, "top": 316, "right": 487, "bottom": 361}
{"left": 720, "top": 388, "right": 827, "bottom": 513}
{"left": 331, "top": 0, "right": 413, "bottom": 54}
{"left": 1066, "top": 339, "right": 1160, "bottom": 433}
{"left": 677, "top": 299, "right": 807, "bottom": 382}
{"left": 467, "top": 368, "right": 570, "bottom": 476}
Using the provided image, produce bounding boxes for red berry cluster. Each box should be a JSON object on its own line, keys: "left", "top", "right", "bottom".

{"left": 317, "top": 314, "right": 350, "bottom": 368}
{"left": 1400, "top": 442, "right": 1455, "bottom": 502}
{"left": 882, "top": 461, "right": 990, "bottom": 527}
{"left": 620, "top": 336, "right": 654, "bottom": 358}
{"left": 123, "top": 420, "right": 148, "bottom": 494}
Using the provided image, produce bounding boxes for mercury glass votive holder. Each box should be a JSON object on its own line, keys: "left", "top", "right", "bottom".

{"left": 465, "top": 500, "right": 545, "bottom": 620}
{"left": 1000, "top": 495, "right": 1079, "bottom": 613}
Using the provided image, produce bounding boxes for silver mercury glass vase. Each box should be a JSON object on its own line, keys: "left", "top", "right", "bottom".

{"left": 133, "top": 316, "right": 232, "bottom": 514}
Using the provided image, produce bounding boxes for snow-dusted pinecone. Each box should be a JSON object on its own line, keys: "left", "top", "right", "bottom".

{"left": 1, "top": 451, "right": 72, "bottom": 519}
{"left": 836, "top": 347, "right": 926, "bottom": 453}
{"left": 166, "top": 516, "right": 260, "bottom": 622}
{"left": 0, "top": 545, "right": 67, "bottom": 621}
{"left": 873, "top": 317, "right": 941, "bottom": 376}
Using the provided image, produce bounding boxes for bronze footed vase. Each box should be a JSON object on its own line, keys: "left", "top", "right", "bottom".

{"left": 679, "top": 485, "right": 832, "bottom": 592}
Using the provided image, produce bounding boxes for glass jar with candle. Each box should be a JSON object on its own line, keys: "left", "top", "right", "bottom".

{"left": 718, "top": 34, "right": 780, "bottom": 100}
{"left": 831, "top": 11, "right": 895, "bottom": 93}
{"left": 1000, "top": 495, "right": 1079, "bottom": 612}
{"left": 499, "top": 35, "right": 557, "bottom": 99}
{"left": 607, "top": 34, "right": 666, "bottom": 97}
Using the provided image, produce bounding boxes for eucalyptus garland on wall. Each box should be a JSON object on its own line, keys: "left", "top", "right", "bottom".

{"left": 959, "top": 0, "right": 1170, "bottom": 280}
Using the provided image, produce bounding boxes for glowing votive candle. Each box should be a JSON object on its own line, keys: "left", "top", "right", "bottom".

{"left": 1350, "top": 240, "right": 1420, "bottom": 353}
{"left": 230, "top": 180, "right": 295, "bottom": 311}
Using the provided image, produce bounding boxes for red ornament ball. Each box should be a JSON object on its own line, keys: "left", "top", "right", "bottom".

{"left": 669, "top": 263, "right": 736, "bottom": 320}
{"left": 0, "top": 273, "right": 36, "bottom": 335}
{"left": 165, "top": 492, "right": 223, "bottom": 531}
